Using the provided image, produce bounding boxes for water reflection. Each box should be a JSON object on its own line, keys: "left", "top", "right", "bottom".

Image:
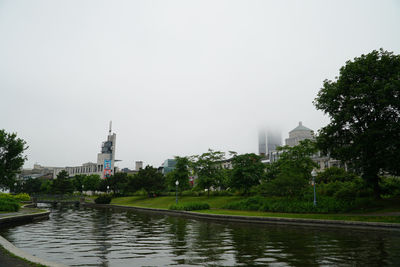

{"left": 0, "top": 204, "right": 399, "bottom": 266}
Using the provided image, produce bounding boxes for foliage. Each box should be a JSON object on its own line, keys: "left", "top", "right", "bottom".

{"left": 72, "top": 174, "right": 86, "bottom": 192}
{"left": 99, "top": 172, "right": 128, "bottom": 194}
{"left": 125, "top": 174, "right": 142, "bottom": 194}
{"left": 136, "top": 166, "right": 166, "bottom": 196}
{"left": 51, "top": 170, "right": 74, "bottom": 194}
{"left": 0, "top": 129, "right": 28, "bottom": 189}
{"left": 169, "top": 202, "right": 210, "bottom": 211}
{"left": 262, "top": 140, "right": 318, "bottom": 197}
{"left": 380, "top": 176, "right": 400, "bottom": 197}
{"left": 12, "top": 193, "right": 30, "bottom": 202}
{"left": 83, "top": 174, "right": 102, "bottom": 192}
{"left": 0, "top": 193, "right": 20, "bottom": 211}
{"left": 0, "top": 198, "right": 19, "bottom": 212}
{"left": 165, "top": 156, "right": 191, "bottom": 192}
{"left": 223, "top": 196, "right": 360, "bottom": 213}
{"left": 191, "top": 149, "right": 225, "bottom": 197}
{"left": 316, "top": 167, "right": 359, "bottom": 184}
{"left": 21, "top": 178, "right": 42, "bottom": 194}
{"left": 263, "top": 167, "right": 310, "bottom": 197}
{"left": 314, "top": 49, "right": 400, "bottom": 197}
{"left": 230, "top": 153, "right": 265, "bottom": 194}
{"left": 94, "top": 194, "right": 112, "bottom": 204}
{"left": 40, "top": 180, "right": 53, "bottom": 194}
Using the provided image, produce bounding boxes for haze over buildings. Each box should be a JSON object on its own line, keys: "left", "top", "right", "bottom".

{"left": 1, "top": 1, "right": 399, "bottom": 168}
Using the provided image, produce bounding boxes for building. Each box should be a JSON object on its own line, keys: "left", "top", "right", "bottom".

{"left": 64, "top": 122, "right": 117, "bottom": 178}
{"left": 135, "top": 161, "right": 143, "bottom": 171}
{"left": 161, "top": 159, "right": 176, "bottom": 175}
{"left": 285, "top": 121, "right": 314, "bottom": 147}
{"left": 258, "top": 129, "right": 267, "bottom": 156}
{"left": 268, "top": 121, "right": 342, "bottom": 171}
{"left": 267, "top": 130, "right": 282, "bottom": 153}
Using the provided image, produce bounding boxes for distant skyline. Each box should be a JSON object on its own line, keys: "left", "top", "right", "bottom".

{"left": 1, "top": 0, "right": 399, "bottom": 169}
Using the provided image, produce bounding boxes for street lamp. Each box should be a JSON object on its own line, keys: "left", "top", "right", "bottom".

{"left": 14, "top": 182, "right": 17, "bottom": 193}
{"left": 175, "top": 180, "right": 179, "bottom": 204}
{"left": 311, "top": 169, "right": 317, "bottom": 206}
{"left": 107, "top": 185, "right": 110, "bottom": 194}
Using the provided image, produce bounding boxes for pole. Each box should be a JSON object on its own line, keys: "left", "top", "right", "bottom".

{"left": 313, "top": 176, "right": 317, "bottom": 206}
{"left": 311, "top": 169, "right": 317, "bottom": 206}
{"left": 176, "top": 183, "right": 178, "bottom": 204}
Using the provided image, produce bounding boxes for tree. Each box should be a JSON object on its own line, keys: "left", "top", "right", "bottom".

{"left": 191, "top": 149, "right": 225, "bottom": 197}
{"left": 263, "top": 140, "right": 318, "bottom": 198}
{"left": 314, "top": 49, "right": 400, "bottom": 198}
{"left": 83, "top": 174, "right": 101, "bottom": 192}
{"left": 72, "top": 174, "right": 86, "bottom": 192}
{"left": 136, "top": 166, "right": 166, "bottom": 197}
{"left": 166, "top": 156, "right": 191, "bottom": 193}
{"left": 230, "top": 153, "right": 265, "bottom": 194}
{"left": 0, "top": 130, "right": 28, "bottom": 189}
{"left": 52, "top": 170, "right": 74, "bottom": 194}
{"left": 105, "top": 172, "right": 128, "bottom": 194}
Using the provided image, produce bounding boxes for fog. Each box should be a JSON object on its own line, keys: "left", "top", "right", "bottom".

{"left": 1, "top": 0, "right": 399, "bottom": 169}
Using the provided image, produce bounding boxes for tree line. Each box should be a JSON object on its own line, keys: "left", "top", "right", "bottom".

{"left": 1, "top": 49, "right": 400, "bottom": 200}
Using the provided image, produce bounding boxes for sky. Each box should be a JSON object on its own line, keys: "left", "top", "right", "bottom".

{"left": 1, "top": 0, "right": 399, "bottom": 169}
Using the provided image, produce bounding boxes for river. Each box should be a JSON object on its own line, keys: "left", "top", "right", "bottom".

{"left": 1, "top": 204, "right": 400, "bottom": 266}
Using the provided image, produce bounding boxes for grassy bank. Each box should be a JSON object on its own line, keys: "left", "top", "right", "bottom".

{"left": 111, "top": 196, "right": 400, "bottom": 224}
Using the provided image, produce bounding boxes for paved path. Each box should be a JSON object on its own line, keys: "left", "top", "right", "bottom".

{"left": 0, "top": 208, "right": 40, "bottom": 218}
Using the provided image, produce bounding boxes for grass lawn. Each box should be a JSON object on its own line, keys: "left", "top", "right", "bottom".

{"left": 111, "top": 195, "right": 400, "bottom": 224}
{"left": 196, "top": 209, "right": 400, "bottom": 223}
{"left": 111, "top": 195, "right": 245, "bottom": 209}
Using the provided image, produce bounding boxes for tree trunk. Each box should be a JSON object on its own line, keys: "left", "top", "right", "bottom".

{"left": 363, "top": 171, "right": 381, "bottom": 199}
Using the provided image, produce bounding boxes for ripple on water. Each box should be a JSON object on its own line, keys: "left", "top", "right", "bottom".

{"left": 1, "top": 205, "right": 400, "bottom": 266}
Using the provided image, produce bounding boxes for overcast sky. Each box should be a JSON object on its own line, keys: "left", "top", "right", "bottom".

{"left": 1, "top": 0, "right": 399, "bottom": 169}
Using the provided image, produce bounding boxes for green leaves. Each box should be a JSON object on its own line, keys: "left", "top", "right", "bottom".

{"left": 0, "top": 129, "right": 28, "bottom": 189}
{"left": 314, "top": 49, "right": 400, "bottom": 197}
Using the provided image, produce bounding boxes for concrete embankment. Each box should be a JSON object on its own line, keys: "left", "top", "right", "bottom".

{"left": 0, "top": 208, "right": 68, "bottom": 267}
{"left": 82, "top": 202, "right": 400, "bottom": 231}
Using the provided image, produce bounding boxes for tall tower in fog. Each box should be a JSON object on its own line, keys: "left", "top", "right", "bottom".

{"left": 267, "top": 130, "right": 282, "bottom": 153}
{"left": 258, "top": 129, "right": 267, "bottom": 156}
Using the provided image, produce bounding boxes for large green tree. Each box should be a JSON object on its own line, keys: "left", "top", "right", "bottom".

{"left": 0, "top": 130, "right": 28, "bottom": 189}
{"left": 314, "top": 49, "right": 400, "bottom": 197}
{"left": 263, "top": 140, "right": 318, "bottom": 197}
{"left": 52, "top": 170, "right": 74, "bottom": 194}
{"left": 230, "top": 153, "right": 265, "bottom": 194}
{"left": 136, "top": 166, "right": 166, "bottom": 197}
{"left": 191, "top": 149, "right": 225, "bottom": 197}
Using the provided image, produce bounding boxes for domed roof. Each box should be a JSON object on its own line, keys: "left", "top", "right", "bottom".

{"left": 289, "top": 121, "right": 312, "bottom": 133}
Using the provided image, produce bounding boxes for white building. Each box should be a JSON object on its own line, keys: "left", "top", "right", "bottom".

{"left": 285, "top": 121, "right": 314, "bottom": 147}
{"left": 53, "top": 122, "right": 118, "bottom": 179}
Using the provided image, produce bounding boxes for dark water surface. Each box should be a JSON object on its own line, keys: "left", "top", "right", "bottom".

{"left": 1, "top": 204, "right": 400, "bottom": 266}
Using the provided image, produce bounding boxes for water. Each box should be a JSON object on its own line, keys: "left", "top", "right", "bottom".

{"left": 1, "top": 204, "right": 400, "bottom": 266}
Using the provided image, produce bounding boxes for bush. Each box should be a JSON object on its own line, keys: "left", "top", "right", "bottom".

{"left": 0, "top": 198, "right": 20, "bottom": 212}
{"left": 169, "top": 202, "right": 210, "bottom": 211}
{"left": 380, "top": 176, "right": 400, "bottom": 197}
{"left": 94, "top": 194, "right": 112, "bottom": 204}
{"left": 223, "top": 196, "right": 355, "bottom": 213}
{"left": 12, "top": 193, "right": 31, "bottom": 202}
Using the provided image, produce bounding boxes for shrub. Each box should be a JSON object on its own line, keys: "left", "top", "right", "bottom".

{"left": 12, "top": 193, "right": 31, "bottom": 202}
{"left": 223, "top": 196, "right": 355, "bottom": 213}
{"left": 169, "top": 202, "right": 210, "bottom": 211}
{"left": 0, "top": 198, "right": 20, "bottom": 212}
{"left": 380, "top": 176, "right": 400, "bottom": 197}
{"left": 94, "top": 194, "right": 112, "bottom": 204}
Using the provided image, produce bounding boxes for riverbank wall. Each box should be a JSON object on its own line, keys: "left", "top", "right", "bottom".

{"left": 82, "top": 203, "right": 400, "bottom": 231}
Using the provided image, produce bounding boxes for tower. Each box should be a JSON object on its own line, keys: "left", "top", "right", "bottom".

{"left": 258, "top": 129, "right": 267, "bottom": 156}
{"left": 97, "top": 121, "right": 116, "bottom": 178}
